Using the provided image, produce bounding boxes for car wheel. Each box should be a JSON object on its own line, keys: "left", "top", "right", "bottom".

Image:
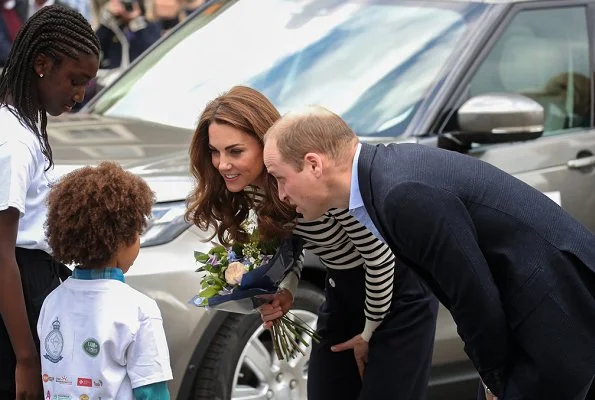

{"left": 193, "top": 282, "right": 325, "bottom": 400}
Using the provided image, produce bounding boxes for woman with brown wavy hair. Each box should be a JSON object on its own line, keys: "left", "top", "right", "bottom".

{"left": 185, "top": 86, "right": 438, "bottom": 400}
{"left": 186, "top": 85, "right": 296, "bottom": 246}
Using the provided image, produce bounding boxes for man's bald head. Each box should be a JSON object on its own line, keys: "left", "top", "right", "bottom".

{"left": 264, "top": 105, "right": 358, "bottom": 171}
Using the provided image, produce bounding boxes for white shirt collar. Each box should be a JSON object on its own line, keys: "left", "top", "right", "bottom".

{"left": 349, "top": 142, "right": 363, "bottom": 211}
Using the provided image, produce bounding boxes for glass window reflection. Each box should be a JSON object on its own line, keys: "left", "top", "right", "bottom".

{"left": 94, "top": 0, "right": 487, "bottom": 137}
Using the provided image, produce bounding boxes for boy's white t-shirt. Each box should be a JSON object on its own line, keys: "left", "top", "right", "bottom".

{"left": 0, "top": 106, "right": 53, "bottom": 253}
{"left": 37, "top": 278, "right": 173, "bottom": 400}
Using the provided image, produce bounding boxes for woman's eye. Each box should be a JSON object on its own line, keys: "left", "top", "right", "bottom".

{"left": 231, "top": 149, "right": 242, "bottom": 155}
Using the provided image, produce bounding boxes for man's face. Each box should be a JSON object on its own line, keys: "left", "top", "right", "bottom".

{"left": 263, "top": 139, "right": 329, "bottom": 220}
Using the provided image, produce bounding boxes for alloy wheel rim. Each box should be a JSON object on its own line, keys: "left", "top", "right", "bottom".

{"left": 231, "top": 309, "right": 318, "bottom": 400}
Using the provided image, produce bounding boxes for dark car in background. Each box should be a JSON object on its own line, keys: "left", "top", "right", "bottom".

{"left": 46, "top": 0, "right": 595, "bottom": 398}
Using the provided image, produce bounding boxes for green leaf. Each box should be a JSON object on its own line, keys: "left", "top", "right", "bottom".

{"left": 205, "top": 264, "right": 216, "bottom": 273}
{"left": 194, "top": 251, "right": 210, "bottom": 263}
{"left": 199, "top": 286, "right": 221, "bottom": 298}
{"left": 209, "top": 245, "right": 226, "bottom": 255}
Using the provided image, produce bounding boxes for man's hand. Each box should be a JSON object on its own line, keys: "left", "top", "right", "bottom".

{"left": 331, "top": 334, "right": 369, "bottom": 379}
{"left": 15, "top": 355, "right": 42, "bottom": 400}
{"left": 482, "top": 380, "right": 498, "bottom": 400}
{"left": 106, "top": 0, "right": 141, "bottom": 23}
{"left": 257, "top": 289, "right": 293, "bottom": 329}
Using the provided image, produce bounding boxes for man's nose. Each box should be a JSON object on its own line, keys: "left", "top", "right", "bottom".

{"left": 278, "top": 185, "right": 287, "bottom": 202}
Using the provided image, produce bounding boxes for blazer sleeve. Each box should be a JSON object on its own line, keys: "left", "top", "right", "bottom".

{"left": 278, "top": 235, "right": 304, "bottom": 296}
{"left": 382, "top": 182, "right": 510, "bottom": 396}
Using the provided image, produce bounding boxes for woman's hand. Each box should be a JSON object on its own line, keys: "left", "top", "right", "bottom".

{"left": 258, "top": 289, "right": 293, "bottom": 329}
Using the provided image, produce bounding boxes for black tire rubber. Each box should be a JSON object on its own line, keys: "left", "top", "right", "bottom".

{"left": 192, "top": 281, "right": 325, "bottom": 400}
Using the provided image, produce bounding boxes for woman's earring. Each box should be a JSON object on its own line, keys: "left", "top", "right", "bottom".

{"left": 39, "top": 73, "right": 44, "bottom": 78}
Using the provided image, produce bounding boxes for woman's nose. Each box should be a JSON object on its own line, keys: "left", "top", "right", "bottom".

{"left": 218, "top": 155, "right": 231, "bottom": 171}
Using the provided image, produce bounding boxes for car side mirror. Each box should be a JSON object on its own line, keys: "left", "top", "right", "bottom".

{"left": 449, "top": 93, "right": 544, "bottom": 146}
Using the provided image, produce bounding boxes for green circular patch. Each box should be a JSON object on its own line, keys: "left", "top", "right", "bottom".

{"left": 82, "top": 338, "right": 100, "bottom": 357}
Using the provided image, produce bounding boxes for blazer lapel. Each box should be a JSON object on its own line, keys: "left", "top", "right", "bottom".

{"left": 357, "top": 143, "right": 390, "bottom": 242}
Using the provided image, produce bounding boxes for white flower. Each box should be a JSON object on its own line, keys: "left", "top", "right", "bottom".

{"left": 225, "top": 261, "right": 246, "bottom": 285}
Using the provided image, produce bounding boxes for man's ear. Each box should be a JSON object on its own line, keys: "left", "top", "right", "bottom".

{"left": 33, "top": 53, "right": 53, "bottom": 77}
{"left": 304, "top": 153, "right": 323, "bottom": 177}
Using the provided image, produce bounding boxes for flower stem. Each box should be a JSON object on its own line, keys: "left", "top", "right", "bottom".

{"left": 282, "top": 319, "right": 310, "bottom": 348}
{"left": 271, "top": 321, "right": 284, "bottom": 361}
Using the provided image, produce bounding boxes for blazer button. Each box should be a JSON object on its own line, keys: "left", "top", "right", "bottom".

{"left": 328, "top": 278, "right": 336, "bottom": 288}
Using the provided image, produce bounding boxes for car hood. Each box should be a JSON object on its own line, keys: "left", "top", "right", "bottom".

{"left": 48, "top": 113, "right": 196, "bottom": 203}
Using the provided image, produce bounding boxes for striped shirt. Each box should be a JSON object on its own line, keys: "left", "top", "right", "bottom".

{"left": 248, "top": 188, "right": 396, "bottom": 342}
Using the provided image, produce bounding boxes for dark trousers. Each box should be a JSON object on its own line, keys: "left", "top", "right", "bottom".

{"left": 0, "top": 248, "right": 68, "bottom": 399}
{"left": 308, "top": 264, "right": 439, "bottom": 400}
{"left": 477, "top": 376, "right": 594, "bottom": 400}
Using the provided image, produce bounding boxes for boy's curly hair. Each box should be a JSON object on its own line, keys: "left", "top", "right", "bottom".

{"left": 46, "top": 161, "right": 155, "bottom": 269}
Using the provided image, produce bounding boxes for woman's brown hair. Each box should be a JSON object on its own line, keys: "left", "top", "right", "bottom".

{"left": 185, "top": 86, "right": 297, "bottom": 246}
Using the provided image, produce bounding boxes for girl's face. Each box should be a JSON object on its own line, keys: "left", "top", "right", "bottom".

{"left": 208, "top": 122, "right": 265, "bottom": 192}
{"left": 35, "top": 52, "right": 99, "bottom": 116}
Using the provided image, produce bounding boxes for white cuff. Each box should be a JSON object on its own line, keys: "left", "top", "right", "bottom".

{"left": 278, "top": 271, "right": 299, "bottom": 297}
{"left": 361, "top": 320, "right": 382, "bottom": 342}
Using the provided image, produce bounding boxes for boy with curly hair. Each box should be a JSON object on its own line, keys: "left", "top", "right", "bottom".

{"left": 38, "top": 161, "right": 173, "bottom": 400}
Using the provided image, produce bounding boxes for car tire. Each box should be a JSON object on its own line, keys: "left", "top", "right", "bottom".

{"left": 192, "top": 281, "right": 325, "bottom": 400}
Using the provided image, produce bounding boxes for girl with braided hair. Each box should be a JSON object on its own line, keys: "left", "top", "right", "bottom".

{"left": 0, "top": 5, "right": 99, "bottom": 399}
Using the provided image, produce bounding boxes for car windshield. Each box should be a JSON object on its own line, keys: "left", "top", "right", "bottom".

{"left": 91, "top": 0, "right": 487, "bottom": 136}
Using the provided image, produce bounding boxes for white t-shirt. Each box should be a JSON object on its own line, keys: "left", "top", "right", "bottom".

{"left": 37, "top": 278, "right": 173, "bottom": 400}
{"left": 0, "top": 106, "right": 53, "bottom": 253}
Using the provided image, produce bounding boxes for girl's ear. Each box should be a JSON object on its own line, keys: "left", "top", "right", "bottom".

{"left": 33, "top": 53, "right": 53, "bottom": 78}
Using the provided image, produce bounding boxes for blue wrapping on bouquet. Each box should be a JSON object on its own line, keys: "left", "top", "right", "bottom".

{"left": 189, "top": 236, "right": 303, "bottom": 314}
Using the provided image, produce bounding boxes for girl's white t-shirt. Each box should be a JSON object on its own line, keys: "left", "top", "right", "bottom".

{"left": 0, "top": 106, "right": 53, "bottom": 253}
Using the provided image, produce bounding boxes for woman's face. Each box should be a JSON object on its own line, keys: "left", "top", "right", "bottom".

{"left": 208, "top": 122, "right": 265, "bottom": 192}
{"left": 35, "top": 52, "right": 99, "bottom": 116}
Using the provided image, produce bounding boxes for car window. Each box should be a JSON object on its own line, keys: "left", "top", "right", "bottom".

{"left": 468, "top": 6, "right": 591, "bottom": 135}
{"left": 90, "top": 0, "right": 488, "bottom": 137}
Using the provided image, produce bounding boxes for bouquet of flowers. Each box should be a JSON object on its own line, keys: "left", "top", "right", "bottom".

{"left": 189, "top": 222, "right": 321, "bottom": 361}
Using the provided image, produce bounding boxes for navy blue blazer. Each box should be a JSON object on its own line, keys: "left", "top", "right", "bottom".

{"left": 357, "top": 143, "right": 595, "bottom": 398}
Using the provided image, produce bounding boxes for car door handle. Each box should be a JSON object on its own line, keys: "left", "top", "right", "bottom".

{"left": 567, "top": 155, "right": 595, "bottom": 169}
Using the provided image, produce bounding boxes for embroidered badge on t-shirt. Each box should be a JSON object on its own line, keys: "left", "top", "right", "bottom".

{"left": 43, "top": 318, "right": 64, "bottom": 363}
{"left": 82, "top": 338, "right": 100, "bottom": 357}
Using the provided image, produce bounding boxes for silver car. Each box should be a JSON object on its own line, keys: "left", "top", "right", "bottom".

{"left": 48, "top": 0, "right": 595, "bottom": 398}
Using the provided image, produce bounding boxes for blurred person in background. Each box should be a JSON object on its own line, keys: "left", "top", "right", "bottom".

{"left": 0, "top": 0, "right": 22, "bottom": 67}
{"left": 96, "top": 0, "right": 160, "bottom": 70}
{"left": 149, "top": 0, "right": 206, "bottom": 34}
{"left": 15, "top": 0, "right": 92, "bottom": 22}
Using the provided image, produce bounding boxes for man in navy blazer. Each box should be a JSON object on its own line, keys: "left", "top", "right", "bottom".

{"left": 263, "top": 106, "right": 595, "bottom": 400}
